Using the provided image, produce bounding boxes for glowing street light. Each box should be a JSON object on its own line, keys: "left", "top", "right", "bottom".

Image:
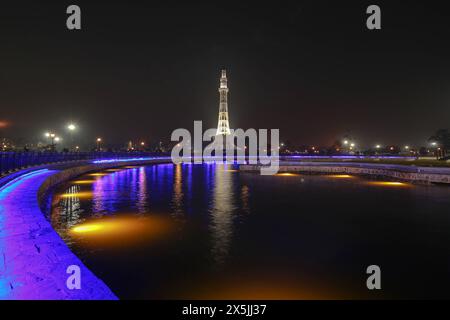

{"left": 404, "top": 145, "right": 410, "bottom": 150}
{"left": 375, "top": 145, "right": 381, "bottom": 149}
{"left": 44, "top": 132, "right": 57, "bottom": 150}
{"left": 66, "top": 123, "right": 78, "bottom": 150}
{"left": 343, "top": 140, "right": 349, "bottom": 145}
{"left": 96, "top": 138, "right": 102, "bottom": 151}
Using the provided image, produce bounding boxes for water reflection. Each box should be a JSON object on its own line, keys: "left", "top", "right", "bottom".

{"left": 241, "top": 185, "right": 250, "bottom": 214}
{"left": 171, "top": 164, "right": 184, "bottom": 217}
{"left": 209, "top": 164, "right": 236, "bottom": 266}
{"left": 137, "top": 167, "right": 147, "bottom": 213}
{"left": 49, "top": 163, "right": 450, "bottom": 299}
{"left": 51, "top": 185, "right": 83, "bottom": 229}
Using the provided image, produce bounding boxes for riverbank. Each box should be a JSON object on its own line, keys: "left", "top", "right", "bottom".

{"left": 240, "top": 161, "right": 450, "bottom": 184}
{"left": 0, "top": 157, "right": 171, "bottom": 300}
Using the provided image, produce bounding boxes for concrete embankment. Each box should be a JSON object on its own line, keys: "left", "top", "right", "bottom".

{"left": 0, "top": 158, "right": 171, "bottom": 300}
{"left": 240, "top": 161, "right": 450, "bottom": 184}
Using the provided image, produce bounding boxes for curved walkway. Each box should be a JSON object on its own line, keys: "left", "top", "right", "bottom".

{"left": 0, "top": 168, "right": 116, "bottom": 300}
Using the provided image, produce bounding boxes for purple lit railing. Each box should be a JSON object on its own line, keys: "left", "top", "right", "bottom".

{"left": 0, "top": 151, "right": 170, "bottom": 176}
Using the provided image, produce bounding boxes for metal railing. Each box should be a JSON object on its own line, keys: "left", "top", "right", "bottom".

{"left": 0, "top": 151, "right": 169, "bottom": 176}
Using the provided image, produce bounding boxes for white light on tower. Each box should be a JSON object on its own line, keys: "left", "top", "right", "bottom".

{"left": 216, "top": 69, "right": 231, "bottom": 136}
{"left": 67, "top": 124, "right": 76, "bottom": 131}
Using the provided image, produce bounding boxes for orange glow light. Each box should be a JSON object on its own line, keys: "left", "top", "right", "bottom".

{"left": 73, "top": 180, "right": 95, "bottom": 184}
{"left": 276, "top": 173, "right": 300, "bottom": 177}
{"left": 327, "top": 175, "right": 354, "bottom": 179}
{"left": 60, "top": 192, "right": 93, "bottom": 198}
{"left": 72, "top": 224, "right": 104, "bottom": 233}
{"left": 68, "top": 215, "right": 175, "bottom": 248}
{"left": 368, "top": 181, "right": 410, "bottom": 187}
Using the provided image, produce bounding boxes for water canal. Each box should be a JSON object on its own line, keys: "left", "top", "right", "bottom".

{"left": 48, "top": 163, "right": 450, "bottom": 299}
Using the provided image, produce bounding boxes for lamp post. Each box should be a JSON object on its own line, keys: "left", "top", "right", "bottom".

{"left": 45, "top": 132, "right": 57, "bottom": 151}
{"left": 67, "top": 123, "right": 77, "bottom": 150}
{"left": 430, "top": 142, "right": 439, "bottom": 159}
{"left": 96, "top": 138, "right": 102, "bottom": 152}
{"left": 375, "top": 144, "right": 381, "bottom": 156}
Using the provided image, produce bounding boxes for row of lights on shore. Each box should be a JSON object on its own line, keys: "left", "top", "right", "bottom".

{"left": 43, "top": 123, "right": 147, "bottom": 150}
{"left": 342, "top": 140, "right": 441, "bottom": 151}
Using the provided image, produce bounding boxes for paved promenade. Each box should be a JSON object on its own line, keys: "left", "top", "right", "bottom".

{"left": 0, "top": 169, "right": 117, "bottom": 300}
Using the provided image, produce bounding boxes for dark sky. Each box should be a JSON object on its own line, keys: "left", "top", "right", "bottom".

{"left": 1, "top": 0, "right": 450, "bottom": 148}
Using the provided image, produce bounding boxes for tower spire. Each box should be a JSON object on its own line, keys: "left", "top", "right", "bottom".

{"left": 216, "top": 69, "right": 231, "bottom": 136}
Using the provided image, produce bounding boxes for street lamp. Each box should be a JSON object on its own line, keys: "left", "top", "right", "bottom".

{"left": 66, "top": 123, "right": 77, "bottom": 150}
{"left": 430, "top": 142, "right": 441, "bottom": 159}
{"left": 44, "top": 132, "right": 57, "bottom": 150}
{"left": 96, "top": 138, "right": 102, "bottom": 151}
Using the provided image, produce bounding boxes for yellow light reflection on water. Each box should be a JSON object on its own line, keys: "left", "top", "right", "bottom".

{"left": 88, "top": 173, "right": 108, "bottom": 177}
{"left": 68, "top": 215, "right": 175, "bottom": 248}
{"left": 73, "top": 180, "right": 95, "bottom": 184}
{"left": 276, "top": 173, "right": 300, "bottom": 177}
{"left": 105, "top": 169, "right": 123, "bottom": 172}
{"left": 179, "top": 273, "right": 348, "bottom": 300}
{"left": 224, "top": 169, "right": 238, "bottom": 172}
{"left": 60, "top": 192, "right": 93, "bottom": 198}
{"left": 368, "top": 181, "right": 411, "bottom": 187}
{"left": 327, "top": 175, "right": 354, "bottom": 179}
{"left": 72, "top": 224, "right": 104, "bottom": 233}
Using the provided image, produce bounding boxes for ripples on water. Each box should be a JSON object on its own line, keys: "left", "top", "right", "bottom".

{"left": 50, "top": 163, "right": 450, "bottom": 299}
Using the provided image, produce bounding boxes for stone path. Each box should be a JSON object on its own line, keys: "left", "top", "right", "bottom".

{"left": 0, "top": 169, "right": 117, "bottom": 300}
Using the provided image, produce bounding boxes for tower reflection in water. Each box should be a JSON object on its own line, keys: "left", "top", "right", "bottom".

{"left": 52, "top": 163, "right": 243, "bottom": 267}
{"left": 209, "top": 163, "right": 237, "bottom": 267}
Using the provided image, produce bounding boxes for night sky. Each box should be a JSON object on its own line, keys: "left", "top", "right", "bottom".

{"left": 1, "top": 1, "right": 450, "bottom": 148}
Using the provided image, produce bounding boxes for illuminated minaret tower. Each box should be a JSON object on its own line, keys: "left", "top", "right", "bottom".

{"left": 216, "top": 69, "right": 231, "bottom": 136}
